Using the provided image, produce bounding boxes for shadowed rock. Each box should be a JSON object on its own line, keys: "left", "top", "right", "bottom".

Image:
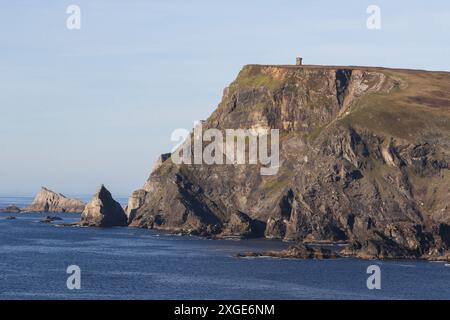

{"left": 220, "top": 210, "right": 264, "bottom": 238}
{"left": 0, "top": 205, "right": 21, "bottom": 213}
{"left": 80, "top": 185, "right": 127, "bottom": 227}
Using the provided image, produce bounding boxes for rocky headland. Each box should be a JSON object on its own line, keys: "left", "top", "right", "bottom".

{"left": 124, "top": 64, "right": 450, "bottom": 261}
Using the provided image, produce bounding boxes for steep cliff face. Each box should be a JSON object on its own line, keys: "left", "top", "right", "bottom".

{"left": 128, "top": 64, "right": 450, "bottom": 259}
{"left": 23, "top": 187, "right": 85, "bottom": 213}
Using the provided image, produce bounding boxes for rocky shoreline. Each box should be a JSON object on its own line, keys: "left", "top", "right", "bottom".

{"left": 237, "top": 243, "right": 450, "bottom": 262}
{"left": 237, "top": 243, "right": 339, "bottom": 260}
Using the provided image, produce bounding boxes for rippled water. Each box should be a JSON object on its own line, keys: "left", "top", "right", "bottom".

{"left": 0, "top": 198, "right": 449, "bottom": 300}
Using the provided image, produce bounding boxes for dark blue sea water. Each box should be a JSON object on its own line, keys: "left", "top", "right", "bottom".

{"left": 0, "top": 197, "right": 449, "bottom": 300}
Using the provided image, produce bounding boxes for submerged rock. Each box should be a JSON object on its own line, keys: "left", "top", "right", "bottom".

{"left": 220, "top": 210, "right": 263, "bottom": 238}
{"left": 40, "top": 216, "right": 63, "bottom": 223}
{"left": 23, "top": 187, "right": 85, "bottom": 213}
{"left": 80, "top": 185, "right": 128, "bottom": 227}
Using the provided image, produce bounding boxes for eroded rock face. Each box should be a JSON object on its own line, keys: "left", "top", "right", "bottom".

{"left": 127, "top": 65, "right": 450, "bottom": 260}
{"left": 125, "top": 189, "right": 148, "bottom": 223}
{"left": 220, "top": 210, "right": 264, "bottom": 238}
{"left": 264, "top": 217, "right": 287, "bottom": 239}
{"left": 80, "top": 185, "right": 127, "bottom": 227}
{"left": 23, "top": 187, "right": 85, "bottom": 213}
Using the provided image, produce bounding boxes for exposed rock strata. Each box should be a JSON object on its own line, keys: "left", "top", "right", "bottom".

{"left": 128, "top": 64, "right": 450, "bottom": 260}
{"left": 23, "top": 187, "right": 85, "bottom": 213}
{"left": 80, "top": 185, "right": 128, "bottom": 227}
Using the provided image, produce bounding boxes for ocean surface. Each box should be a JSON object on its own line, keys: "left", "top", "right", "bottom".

{"left": 0, "top": 197, "right": 449, "bottom": 300}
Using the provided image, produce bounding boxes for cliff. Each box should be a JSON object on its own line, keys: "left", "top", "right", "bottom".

{"left": 127, "top": 64, "right": 450, "bottom": 260}
{"left": 23, "top": 187, "right": 85, "bottom": 213}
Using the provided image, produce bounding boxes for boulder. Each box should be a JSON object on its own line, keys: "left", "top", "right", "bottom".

{"left": 40, "top": 216, "right": 63, "bottom": 223}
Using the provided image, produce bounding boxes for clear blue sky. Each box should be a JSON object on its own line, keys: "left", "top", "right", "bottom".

{"left": 0, "top": 0, "right": 449, "bottom": 197}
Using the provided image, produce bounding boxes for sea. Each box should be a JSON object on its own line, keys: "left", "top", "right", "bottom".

{"left": 0, "top": 196, "right": 449, "bottom": 300}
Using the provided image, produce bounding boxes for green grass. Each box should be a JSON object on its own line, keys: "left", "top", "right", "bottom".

{"left": 339, "top": 70, "right": 450, "bottom": 140}
{"left": 228, "top": 65, "right": 286, "bottom": 95}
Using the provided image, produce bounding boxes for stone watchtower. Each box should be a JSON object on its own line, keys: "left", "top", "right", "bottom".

{"left": 296, "top": 57, "right": 303, "bottom": 65}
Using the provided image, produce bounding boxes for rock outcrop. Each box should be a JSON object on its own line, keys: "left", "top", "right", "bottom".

{"left": 127, "top": 64, "right": 450, "bottom": 260}
{"left": 40, "top": 216, "right": 63, "bottom": 223}
{"left": 125, "top": 189, "right": 148, "bottom": 223}
{"left": 237, "top": 244, "right": 339, "bottom": 259}
{"left": 220, "top": 210, "right": 265, "bottom": 238}
{"left": 0, "top": 205, "right": 21, "bottom": 213}
{"left": 23, "top": 187, "right": 85, "bottom": 213}
{"left": 80, "top": 185, "right": 128, "bottom": 227}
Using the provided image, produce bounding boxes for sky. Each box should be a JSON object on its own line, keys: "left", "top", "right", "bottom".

{"left": 0, "top": 0, "right": 449, "bottom": 197}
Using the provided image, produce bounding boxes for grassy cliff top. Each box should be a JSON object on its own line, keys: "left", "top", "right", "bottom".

{"left": 227, "top": 64, "right": 450, "bottom": 142}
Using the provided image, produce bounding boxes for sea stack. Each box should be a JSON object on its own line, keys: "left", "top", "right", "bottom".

{"left": 23, "top": 187, "right": 85, "bottom": 213}
{"left": 80, "top": 185, "right": 128, "bottom": 227}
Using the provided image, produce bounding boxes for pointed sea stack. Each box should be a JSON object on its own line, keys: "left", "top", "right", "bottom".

{"left": 80, "top": 185, "right": 128, "bottom": 227}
